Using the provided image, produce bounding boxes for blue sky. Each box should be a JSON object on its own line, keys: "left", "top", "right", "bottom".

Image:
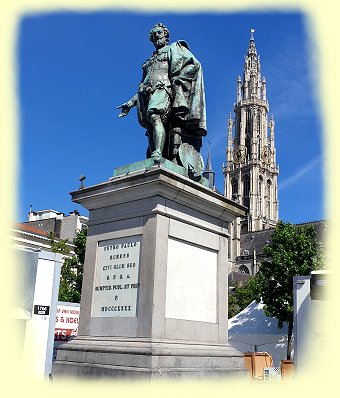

{"left": 18, "top": 11, "right": 324, "bottom": 224}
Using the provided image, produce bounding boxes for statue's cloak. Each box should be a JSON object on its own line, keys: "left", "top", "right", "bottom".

{"left": 137, "top": 40, "right": 207, "bottom": 137}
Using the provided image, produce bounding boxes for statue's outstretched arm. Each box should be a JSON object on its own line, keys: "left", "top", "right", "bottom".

{"left": 117, "top": 94, "right": 138, "bottom": 118}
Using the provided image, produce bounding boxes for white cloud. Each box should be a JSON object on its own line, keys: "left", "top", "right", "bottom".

{"left": 279, "top": 155, "right": 322, "bottom": 190}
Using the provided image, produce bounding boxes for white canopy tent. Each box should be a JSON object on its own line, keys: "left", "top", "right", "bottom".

{"left": 228, "top": 300, "right": 288, "bottom": 366}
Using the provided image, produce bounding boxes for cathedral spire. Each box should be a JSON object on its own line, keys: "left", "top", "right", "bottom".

{"left": 247, "top": 29, "right": 257, "bottom": 56}
{"left": 242, "top": 28, "right": 262, "bottom": 101}
{"left": 203, "top": 141, "right": 215, "bottom": 189}
{"left": 224, "top": 30, "right": 279, "bottom": 233}
{"left": 250, "top": 28, "right": 255, "bottom": 40}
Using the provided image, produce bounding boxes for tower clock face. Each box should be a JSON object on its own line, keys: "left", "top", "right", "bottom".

{"left": 233, "top": 145, "right": 246, "bottom": 163}
{"left": 261, "top": 146, "right": 271, "bottom": 164}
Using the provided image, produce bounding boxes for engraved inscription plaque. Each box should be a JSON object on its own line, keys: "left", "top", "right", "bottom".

{"left": 92, "top": 236, "right": 141, "bottom": 318}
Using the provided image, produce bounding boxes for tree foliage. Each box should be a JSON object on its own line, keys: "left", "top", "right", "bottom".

{"left": 49, "top": 231, "right": 70, "bottom": 255}
{"left": 254, "top": 221, "right": 324, "bottom": 359}
{"left": 50, "top": 228, "right": 87, "bottom": 303}
{"left": 228, "top": 277, "right": 259, "bottom": 318}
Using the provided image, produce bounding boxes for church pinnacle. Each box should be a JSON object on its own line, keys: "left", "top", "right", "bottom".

{"left": 247, "top": 28, "right": 257, "bottom": 54}
{"left": 242, "top": 29, "right": 262, "bottom": 102}
{"left": 203, "top": 141, "right": 215, "bottom": 190}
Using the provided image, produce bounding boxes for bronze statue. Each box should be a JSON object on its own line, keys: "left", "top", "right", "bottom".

{"left": 117, "top": 23, "right": 207, "bottom": 171}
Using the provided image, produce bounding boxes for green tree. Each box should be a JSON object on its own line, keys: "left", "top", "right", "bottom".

{"left": 254, "top": 221, "right": 323, "bottom": 360}
{"left": 49, "top": 231, "right": 70, "bottom": 255}
{"left": 50, "top": 228, "right": 87, "bottom": 303}
{"left": 228, "top": 277, "right": 259, "bottom": 318}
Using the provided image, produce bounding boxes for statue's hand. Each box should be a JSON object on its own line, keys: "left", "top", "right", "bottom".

{"left": 116, "top": 103, "right": 131, "bottom": 118}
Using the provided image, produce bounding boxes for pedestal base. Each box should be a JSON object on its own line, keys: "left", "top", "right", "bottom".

{"left": 52, "top": 163, "right": 247, "bottom": 380}
{"left": 53, "top": 337, "right": 245, "bottom": 380}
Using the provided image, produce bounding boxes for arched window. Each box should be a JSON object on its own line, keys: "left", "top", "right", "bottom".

{"left": 239, "top": 265, "right": 250, "bottom": 274}
{"left": 257, "top": 135, "right": 261, "bottom": 160}
{"left": 258, "top": 175, "right": 263, "bottom": 214}
{"left": 245, "top": 110, "right": 251, "bottom": 158}
{"left": 231, "top": 178, "right": 238, "bottom": 200}
{"left": 241, "top": 223, "right": 248, "bottom": 234}
{"left": 267, "top": 179, "right": 272, "bottom": 218}
{"left": 243, "top": 174, "right": 250, "bottom": 208}
{"left": 256, "top": 113, "right": 261, "bottom": 159}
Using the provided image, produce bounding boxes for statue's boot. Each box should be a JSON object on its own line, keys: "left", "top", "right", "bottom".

{"left": 151, "top": 150, "right": 162, "bottom": 162}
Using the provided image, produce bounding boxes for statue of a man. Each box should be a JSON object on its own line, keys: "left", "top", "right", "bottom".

{"left": 117, "top": 23, "right": 207, "bottom": 164}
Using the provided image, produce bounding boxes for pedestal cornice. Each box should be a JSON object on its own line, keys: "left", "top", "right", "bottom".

{"left": 70, "top": 163, "right": 247, "bottom": 222}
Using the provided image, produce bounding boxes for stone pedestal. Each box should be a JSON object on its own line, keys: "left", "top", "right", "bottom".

{"left": 52, "top": 161, "right": 247, "bottom": 380}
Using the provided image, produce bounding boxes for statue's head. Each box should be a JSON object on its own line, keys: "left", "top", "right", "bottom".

{"left": 149, "top": 23, "right": 169, "bottom": 49}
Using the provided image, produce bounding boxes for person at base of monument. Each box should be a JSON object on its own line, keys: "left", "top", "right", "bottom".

{"left": 117, "top": 23, "right": 207, "bottom": 163}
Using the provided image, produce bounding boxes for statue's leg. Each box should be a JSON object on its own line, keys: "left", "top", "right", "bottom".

{"left": 145, "top": 128, "right": 154, "bottom": 158}
{"left": 149, "top": 113, "right": 166, "bottom": 161}
{"left": 146, "top": 89, "right": 171, "bottom": 161}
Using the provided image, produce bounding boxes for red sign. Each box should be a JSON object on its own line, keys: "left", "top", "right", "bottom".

{"left": 54, "top": 303, "right": 80, "bottom": 341}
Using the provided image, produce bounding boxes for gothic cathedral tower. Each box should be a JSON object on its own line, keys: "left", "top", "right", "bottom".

{"left": 224, "top": 30, "right": 279, "bottom": 237}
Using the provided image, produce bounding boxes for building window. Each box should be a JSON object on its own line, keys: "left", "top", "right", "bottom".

{"left": 256, "top": 113, "right": 261, "bottom": 159}
{"left": 267, "top": 179, "right": 272, "bottom": 219}
{"left": 239, "top": 265, "right": 250, "bottom": 274}
{"left": 231, "top": 178, "right": 238, "bottom": 200}
{"left": 241, "top": 223, "right": 248, "bottom": 234}
{"left": 245, "top": 110, "right": 251, "bottom": 157}
{"left": 243, "top": 175, "right": 250, "bottom": 208}
{"left": 258, "top": 175, "right": 263, "bottom": 214}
